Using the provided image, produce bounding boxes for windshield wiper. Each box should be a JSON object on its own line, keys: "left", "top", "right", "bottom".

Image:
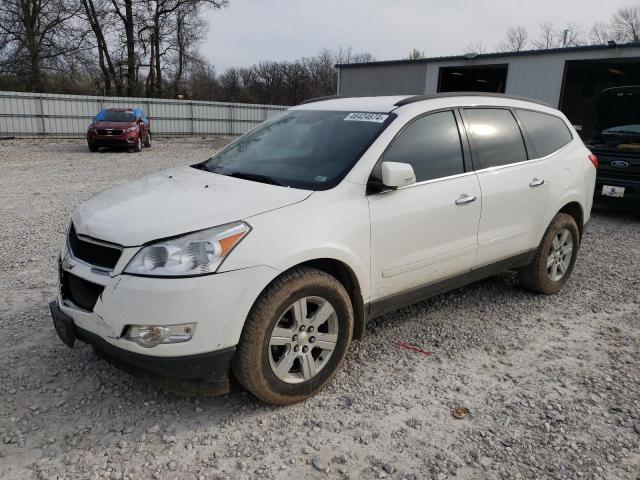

{"left": 228, "top": 171, "right": 287, "bottom": 187}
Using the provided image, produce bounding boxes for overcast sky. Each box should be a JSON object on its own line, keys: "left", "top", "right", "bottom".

{"left": 203, "top": 0, "right": 632, "bottom": 71}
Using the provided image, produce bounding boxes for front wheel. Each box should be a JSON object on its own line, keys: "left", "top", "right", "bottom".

{"left": 144, "top": 131, "right": 151, "bottom": 148}
{"left": 519, "top": 213, "right": 580, "bottom": 294}
{"left": 232, "top": 267, "right": 353, "bottom": 405}
{"left": 132, "top": 132, "right": 142, "bottom": 152}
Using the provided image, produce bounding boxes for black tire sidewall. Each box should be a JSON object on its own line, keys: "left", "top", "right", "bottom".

{"left": 257, "top": 283, "right": 352, "bottom": 398}
{"left": 538, "top": 215, "right": 580, "bottom": 292}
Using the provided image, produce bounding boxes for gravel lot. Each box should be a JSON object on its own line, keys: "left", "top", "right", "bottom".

{"left": 1, "top": 138, "right": 639, "bottom": 480}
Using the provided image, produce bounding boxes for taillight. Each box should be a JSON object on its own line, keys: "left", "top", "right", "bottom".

{"left": 588, "top": 153, "right": 598, "bottom": 169}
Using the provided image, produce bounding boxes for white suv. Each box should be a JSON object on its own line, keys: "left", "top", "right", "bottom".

{"left": 50, "top": 94, "right": 597, "bottom": 405}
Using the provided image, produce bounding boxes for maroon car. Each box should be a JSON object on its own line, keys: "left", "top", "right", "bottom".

{"left": 87, "top": 108, "right": 151, "bottom": 152}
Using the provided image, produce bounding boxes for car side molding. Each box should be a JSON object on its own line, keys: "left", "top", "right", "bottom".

{"left": 365, "top": 250, "right": 535, "bottom": 320}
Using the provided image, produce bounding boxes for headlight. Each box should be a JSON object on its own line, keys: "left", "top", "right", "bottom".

{"left": 124, "top": 221, "right": 250, "bottom": 277}
{"left": 126, "top": 126, "right": 138, "bottom": 133}
{"left": 87, "top": 127, "right": 96, "bottom": 133}
{"left": 125, "top": 323, "right": 196, "bottom": 348}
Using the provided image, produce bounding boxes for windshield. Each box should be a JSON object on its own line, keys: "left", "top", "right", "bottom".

{"left": 198, "top": 110, "right": 394, "bottom": 190}
{"left": 102, "top": 111, "right": 136, "bottom": 122}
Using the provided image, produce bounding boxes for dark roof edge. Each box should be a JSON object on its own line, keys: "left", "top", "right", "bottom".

{"left": 336, "top": 42, "right": 640, "bottom": 68}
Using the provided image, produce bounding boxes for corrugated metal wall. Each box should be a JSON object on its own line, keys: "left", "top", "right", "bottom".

{"left": 0, "top": 91, "right": 288, "bottom": 137}
{"left": 339, "top": 46, "right": 640, "bottom": 107}
{"left": 338, "top": 63, "right": 428, "bottom": 96}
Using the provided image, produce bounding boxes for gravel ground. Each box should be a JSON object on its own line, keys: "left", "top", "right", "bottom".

{"left": 1, "top": 138, "right": 639, "bottom": 480}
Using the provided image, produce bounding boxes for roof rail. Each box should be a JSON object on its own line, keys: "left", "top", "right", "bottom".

{"left": 394, "top": 92, "right": 550, "bottom": 108}
{"left": 298, "top": 95, "right": 348, "bottom": 105}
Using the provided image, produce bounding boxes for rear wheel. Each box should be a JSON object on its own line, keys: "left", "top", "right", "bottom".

{"left": 232, "top": 267, "right": 353, "bottom": 405}
{"left": 518, "top": 213, "right": 580, "bottom": 294}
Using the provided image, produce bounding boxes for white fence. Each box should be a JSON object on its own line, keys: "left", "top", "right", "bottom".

{"left": 0, "top": 91, "right": 288, "bottom": 137}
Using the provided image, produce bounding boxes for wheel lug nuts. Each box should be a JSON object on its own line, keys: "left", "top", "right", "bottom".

{"left": 302, "top": 346, "right": 308, "bottom": 353}
{"left": 307, "top": 326, "right": 314, "bottom": 333}
{"left": 299, "top": 325, "right": 306, "bottom": 332}
{"left": 292, "top": 334, "right": 297, "bottom": 341}
{"left": 294, "top": 345, "right": 299, "bottom": 352}
{"left": 309, "top": 336, "right": 316, "bottom": 343}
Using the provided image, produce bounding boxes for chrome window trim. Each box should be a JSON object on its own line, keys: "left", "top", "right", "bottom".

{"left": 395, "top": 171, "right": 476, "bottom": 190}
{"left": 473, "top": 139, "right": 574, "bottom": 175}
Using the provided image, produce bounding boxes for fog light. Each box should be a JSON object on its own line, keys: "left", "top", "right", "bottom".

{"left": 124, "top": 323, "right": 196, "bottom": 348}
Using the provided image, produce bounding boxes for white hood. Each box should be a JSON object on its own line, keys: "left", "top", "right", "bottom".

{"left": 73, "top": 166, "right": 311, "bottom": 246}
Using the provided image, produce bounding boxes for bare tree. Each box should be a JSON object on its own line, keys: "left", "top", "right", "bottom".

{"left": 81, "top": 0, "right": 123, "bottom": 94}
{"left": 498, "top": 26, "right": 529, "bottom": 52}
{"left": 463, "top": 41, "right": 487, "bottom": 54}
{"left": 110, "top": 0, "right": 137, "bottom": 95}
{"left": 139, "top": 0, "right": 227, "bottom": 97}
{"left": 0, "top": 0, "right": 83, "bottom": 92}
{"left": 532, "top": 21, "right": 562, "bottom": 49}
{"left": 612, "top": 6, "right": 640, "bottom": 41}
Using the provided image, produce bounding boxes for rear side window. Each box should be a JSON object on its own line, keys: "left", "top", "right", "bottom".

{"left": 381, "top": 111, "right": 464, "bottom": 182}
{"left": 517, "top": 109, "right": 572, "bottom": 158}
{"left": 464, "top": 108, "right": 527, "bottom": 169}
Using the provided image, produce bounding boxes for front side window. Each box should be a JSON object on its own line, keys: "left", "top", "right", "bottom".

{"left": 517, "top": 109, "right": 572, "bottom": 157}
{"left": 200, "top": 110, "right": 394, "bottom": 190}
{"left": 465, "top": 108, "right": 527, "bottom": 169}
{"left": 379, "top": 110, "right": 465, "bottom": 183}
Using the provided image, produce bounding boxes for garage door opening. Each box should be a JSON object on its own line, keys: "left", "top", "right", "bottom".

{"left": 560, "top": 58, "right": 640, "bottom": 140}
{"left": 438, "top": 64, "right": 508, "bottom": 93}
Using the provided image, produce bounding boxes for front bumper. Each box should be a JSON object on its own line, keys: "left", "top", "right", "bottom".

{"left": 56, "top": 248, "right": 278, "bottom": 355}
{"left": 50, "top": 300, "right": 235, "bottom": 388}
{"left": 87, "top": 133, "right": 137, "bottom": 147}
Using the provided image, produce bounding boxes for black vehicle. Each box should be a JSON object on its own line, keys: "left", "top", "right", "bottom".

{"left": 586, "top": 86, "right": 640, "bottom": 203}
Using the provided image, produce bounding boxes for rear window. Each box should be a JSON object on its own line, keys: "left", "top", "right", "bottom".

{"left": 464, "top": 108, "right": 528, "bottom": 169}
{"left": 517, "top": 110, "right": 572, "bottom": 158}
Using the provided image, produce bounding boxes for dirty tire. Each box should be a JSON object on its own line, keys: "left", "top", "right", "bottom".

{"left": 132, "top": 133, "right": 142, "bottom": 152}
{"left": 232, "top": 267, "right": 353, "bottom": 406}
{"left": 88, "top": 143, "right": 97, "bottom": 152}
{"left": 519, "top": 213, "right": 580, "bottom": 295}
{"left": 144, "top": 131, "right": 151, "bottom": 148}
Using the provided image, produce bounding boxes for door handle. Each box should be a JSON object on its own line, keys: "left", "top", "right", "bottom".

{"left": 455, "top": 194, "right": 476, "bottom": 205}
{"left": 529, "top": 178, "right": 545, "bottom": 187}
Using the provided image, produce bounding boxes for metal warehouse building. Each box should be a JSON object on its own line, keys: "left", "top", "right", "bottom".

{"left": 337, "top": 42, "right": 640, "bottom": 140}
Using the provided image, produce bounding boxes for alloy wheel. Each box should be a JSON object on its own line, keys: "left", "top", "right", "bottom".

{"left": 547, "top": 228, "right": 573, "bottom": 281}
{"left": 268, "top": 296, "right": 338, "bottom": 384}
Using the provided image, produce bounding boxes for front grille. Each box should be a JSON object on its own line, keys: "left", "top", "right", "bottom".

{"left": 68, "top": 224, "right": 122, "bottom": 270}
{"left": 61, "top": 270, "right": 104, "bottom": 311}
{"left": 97, "top": 129, "right": 124, "bottom": 136}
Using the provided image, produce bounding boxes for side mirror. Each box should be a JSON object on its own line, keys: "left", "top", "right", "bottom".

{"left": 381, "top": 161, "right": 416, "bottom": 188}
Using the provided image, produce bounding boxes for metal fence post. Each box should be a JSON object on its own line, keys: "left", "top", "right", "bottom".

{"left": 190, "top": 101, "right": 195, "bottom": 135}
{"left": 39, "top": 95, "right": 46, "bottom": 137}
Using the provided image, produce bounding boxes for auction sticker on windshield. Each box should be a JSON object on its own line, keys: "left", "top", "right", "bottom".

{"left": 344, "top": 112, "right": 389, "bottom": 123}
